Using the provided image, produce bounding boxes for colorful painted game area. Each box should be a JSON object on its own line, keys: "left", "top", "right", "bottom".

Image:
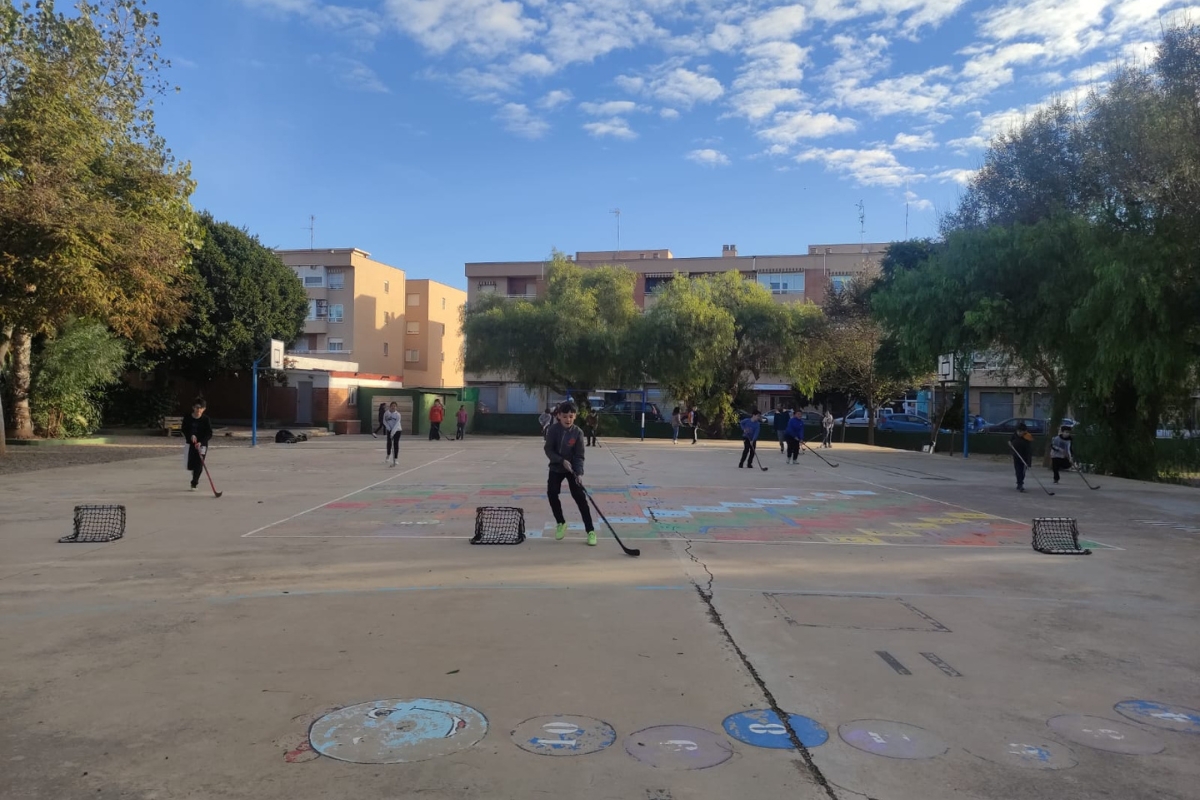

{"left": 3, "top": 434, "right": 1198, "bottom": 800}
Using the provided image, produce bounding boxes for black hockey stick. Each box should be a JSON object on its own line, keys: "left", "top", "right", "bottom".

{"left": 194, "top": 442, "right": 223, "bottom": 498}
{"left": 748, "top": 440, "right": 769, "bottom": 471}
{"left": 799, "top": 440, "right": 839, "bottom": 468}
{"left": 1008, "top": 442, "right": 1052, "bottom": 496}
{"left": 581, "top": 483, "right": 640, "bottom": 557}
{"left": 1073, "top": 465, "right": 1100, "bottom": 490}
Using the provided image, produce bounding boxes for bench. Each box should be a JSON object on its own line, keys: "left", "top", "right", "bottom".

{"left": 162, "top": 416, "right": 183, "bottom": 437}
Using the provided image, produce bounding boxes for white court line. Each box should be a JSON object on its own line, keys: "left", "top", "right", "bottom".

{"left": 240, "top": 450, "right": 463, "bottom": 538}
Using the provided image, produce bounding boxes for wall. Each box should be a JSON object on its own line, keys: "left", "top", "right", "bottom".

{"left": 404, "top": 279, "right": 467, "bottom": 388}
{"left": 349, "top": 252, "right": 406, "bottom": 376}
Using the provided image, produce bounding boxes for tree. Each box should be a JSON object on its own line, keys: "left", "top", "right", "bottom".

{"left": 0, "top": 1, "right": 197, "bottom": 438}
{"left": 462, "top": 252, "right": 641, "bottom": 404}
{"left": 641, "top": 272, "right": 824, "bottom": 435}
{"left": 820, "top": 273, "right": 917, "bottom": 445}
{"left": 30, "top": 318, "right": 125, "bottom": 438}
{"left": 156, "top": 213, "right": 308, "bottom": 382}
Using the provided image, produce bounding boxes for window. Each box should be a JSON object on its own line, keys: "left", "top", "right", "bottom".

{"left": 315, "top": 299, "right": 328, "bottom": 319}
{"left": 327, "top": 338, "right": 344, "bottom": 352}
{"left": 304, "top": 275, "right": 324, "bottom": 287}
{"left": 756, "top": 272, "right": 804, "bottom": 295}
{"left": 441, "top": 351, "right": 445, "bottom": 362}
{"left": 328, "top": 303, "right": 343, "bottom": 322}
{"left": 306, "top": 300, "right": 316, "bottom": 320}
{"left": 830, "top": 275, "right": 852, "bottom": 294}
{"left": 407, "top": 322, "right": 419, "bottom": 334}
{"left": 384, "top": 280, "right": 390, "bottom": 294}
{"left": 407, "top": 293, "right": 420, "bottom": 306}
{"left": 327, "top": 272, "right": 344, "bottom": 290}
{"left": 645, "top": 276, "right": 672, "bottom": 294}
{"left": 441, "top": 297, "right": 446, "bottom": 310}
{"left": 383, "top": 342, "right": 389, "bottom": 356}
{"left": 405, "top": 349, "right": 420, "bottom": 362}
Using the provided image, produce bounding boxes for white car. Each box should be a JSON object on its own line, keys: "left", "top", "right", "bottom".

{"left": 835, "top": 408, "right": 893, "bottom": 426}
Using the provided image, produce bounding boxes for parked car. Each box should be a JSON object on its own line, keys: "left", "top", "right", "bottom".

{"left": 980, "top": 417, "right": 1048, "bottom": 435}
{"left": 756, "top": 410, "right": 824, "bottom": 429}
{"left": 835, "top": 407, "right": 894, "bottom": 426}
{"left": 877, "top": 414, "right": 934, "bottom": 433}
{"left": 600, "top": 401, "right": 662, "bottom": 421}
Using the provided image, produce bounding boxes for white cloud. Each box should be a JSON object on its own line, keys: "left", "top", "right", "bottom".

{"left": 758, "top": 109, "right": 857, "bottom": 145}
{"left": 385, "top": 0, "right": 542, "bottom": 57}
{"left": 806, "top": 0, "right": 968, "bottom": 34}
{"left": 579, "top": 100, "right": 645, "bottom": 116}
{"left": 495, "top": 103, "right": 549, "bottom": 138}
{"left": 540, "top": 0, "right": 666, "bottom": 68}
{"left": 946, "top": 106, "right": 1031, "bottom": 150}
{"left": 978, "top": 0, "right": 1108, "bottom": 58}
{"left": 583, "top": 117, "right": 637, "bottom": 139}
{"left": 508, "top": 52, "right": 555, "bottom": 77}
{"left": 706, "top": 23, "right": 744, "bottom": 53}
{"left": 735, "top": 41, "right": 809, "bottom": 89}
{"left": 959, "top": 42, "right": 1051, "bottom": 97}
{"left": 619, "top": 66, "right": 725, "bottom": 108}
{"left": 660, "top": 107, "right": 681, "bottom": 119}
{"left": 796, "top": 146, "right": 924, "bottom": 187}
{"left": 309, "top": 55, "right": 389, "bottom": 92}
{"left": 686, "top": 148, "right": 731, "bottom": 166}
{"left": 935, "top": 167, "right": 977, "bottom": 185}
{"left": 905, "top": 190, "right": 934, "bottom": 211}
{"left": 891, "top": 131, "right": 937, "bottom": 151}
{"left": 825, "top": 33, "right": 892, "bottom": 84}
{"left": 537, "top": 89, "right": 574, "bottom": 109}
{"left": 830, "top": 68, "right": 955, "bottom": 119}
{"left": 240, "top": 0, "right": 386, "bottom": 37}
{"left": 745, "top": 5, "right": 808, "bottom": 42}
{"left": 728, "top": 87, "right": 805, "bottom": 121}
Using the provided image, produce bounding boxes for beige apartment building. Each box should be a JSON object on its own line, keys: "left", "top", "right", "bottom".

{"left": 402, "top": 279, "right": 467, "bottom": 389}
{"left": 464, "top": 241, "right": 889, "bottom": 412}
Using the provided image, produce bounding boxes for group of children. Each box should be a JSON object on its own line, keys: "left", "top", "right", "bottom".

{"left": 1010, "top": 422, "right": 1077, "bottom": 492}
{"left": 737, "top": 408, "right": 835, "bottom": 468}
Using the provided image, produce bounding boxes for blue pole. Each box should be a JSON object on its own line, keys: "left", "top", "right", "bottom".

{"left": 251, "top": 358, "right": 260, "bottom": 447}
{"left": 962, "top": 353, "right": 970, "bottom": 459}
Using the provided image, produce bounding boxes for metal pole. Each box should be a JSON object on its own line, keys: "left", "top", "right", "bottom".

{"left": 640, "top": 390, "right": 646, "bottom": 441}
{"left": 252, "top": 358, "right": 261, "bottom": 447}
{"left": 962, "top": 353, "right": 970, "bottom": 459}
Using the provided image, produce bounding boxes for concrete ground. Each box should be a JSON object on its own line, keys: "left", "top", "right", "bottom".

{"left": 1, "top": 433, "right": 1198, "bottom": 800}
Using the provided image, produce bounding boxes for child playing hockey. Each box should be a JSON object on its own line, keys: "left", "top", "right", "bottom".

{"left": 181, "top": 398, "right": 213, "bottom": 491}
{"left": 1050, "top": 424, "right": 1074, "bottom": 484}
{"left": 785, "top": 409, "right": 805, "bottom": 464}
{"left": 383, "top": 401, "right": 402, "bottom": 466}
{"left": 543, "top": 402, "right": 597, "bottom": 546}
{"left": 1010, "top": 422, "right": 1034, "bottom": 492}
{"left": 738, "top": 410, "right": 762, "bottom": 468}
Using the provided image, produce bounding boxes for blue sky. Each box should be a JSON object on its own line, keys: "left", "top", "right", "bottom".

{"left": 153, "top": 0, "right": 1192, "bottom": 288}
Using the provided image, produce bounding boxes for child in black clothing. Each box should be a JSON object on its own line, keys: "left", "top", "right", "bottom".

{"left": 584, "top": 412, "right": 599, "bottom": 447}
{"left": 544, "top": 402, "right": 597, "bottom": 546}
{"left": 181, "top": 398, "right": 213, "bottom": 491}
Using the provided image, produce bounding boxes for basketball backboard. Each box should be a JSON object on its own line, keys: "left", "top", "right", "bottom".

{"left": 270, "top": 339, "right": 285, "bottom": 370}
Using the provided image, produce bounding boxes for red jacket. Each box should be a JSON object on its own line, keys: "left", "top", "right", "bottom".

{"left": 429, "top": 405, "right": 444, "bottom": 423}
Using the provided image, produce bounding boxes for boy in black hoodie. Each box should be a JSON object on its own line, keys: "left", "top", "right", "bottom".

{"left": 181, "top": 398, "right": 213, "bottom": 491}
{"left": 543, "top": 402, "right": 596, "bottom": 546}
{"left": 1009, "top": 422, "right": 1034, "bottom": 492}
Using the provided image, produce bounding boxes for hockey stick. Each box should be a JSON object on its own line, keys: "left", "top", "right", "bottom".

{"left": 1073, "top": 465, "right": 1100, "bottom": 490}
{"left": 581, "top": 483, "right": 640, "bottom": 557}
{"left": 799, "top": 440, "right": 839, "bottom": 468}
{"left": 1008, "top": 442, "right": 1052, "bottom": 496}
{"left": 748, "top": 439, "right": 769, "bottom": 471}
{"left": 194, "top": 442, "right": 223, "bottom": 498}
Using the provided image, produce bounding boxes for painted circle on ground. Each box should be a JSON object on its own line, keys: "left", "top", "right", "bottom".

{"left": 511, "top": 715, "right": 617, "bottom": 756}
{"left": 723, "top": 709, "right": 829, "bottom": 749}
{"left": 1047, "top": 715, "right": 1164, "bottom": 755}
{"left": 838, "top": 720, "right": 948, "bottom": 760}
{"left": 624, "top": 725, "right": 734, "bottom": 770}
{"left": 1114, "top": 700, "right": 1200, "bottom": 735}
{"left": 966, "top": 739, "right": 1078, "bottom": 770}
{"left": 308, "top": 699, "right": 488, "bottom": 764}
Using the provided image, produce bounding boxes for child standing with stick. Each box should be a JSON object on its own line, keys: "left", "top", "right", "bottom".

{"left": 383, "top": 402, "right": 402, "bottom": 467}
{"left": 544, "top": 402, "right": 596, "bottom": 546}
{"left": 181, "top": 398, "right": 213, "bottom": 491}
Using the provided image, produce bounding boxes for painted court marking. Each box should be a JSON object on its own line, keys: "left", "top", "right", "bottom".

{"left": 241, "top": 451, "right": 462, "bottom": 538}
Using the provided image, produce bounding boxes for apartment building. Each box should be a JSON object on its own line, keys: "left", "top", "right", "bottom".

{"left": 464, "top": 241, "right": 889, "bottom": 412}
{"left": 402, "top": 279, "right": 467, "bottom": 389}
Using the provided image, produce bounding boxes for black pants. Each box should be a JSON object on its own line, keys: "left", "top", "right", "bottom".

{"left": 786, "top": 435, "right": 800, "bottom": 461}
{"left": 374, "top": 420, "right": 386, "bottom": 435}
{"left": 429, "top": 421, "right": 441, "bottom": 440}
{"left": 387, "top": 430, "right": 401, "bottom": 459}
{"left": 547, "top": 471, "right": 593, "bottom": 530}
{"left": 1052, "top": 457, "right": 1071, "bottom": 482}
{"left": 586, "top": 431, "right": 597, "bottom": 446}
{"left": 1013, "top": 455, "right": 1027, "bottom": 488}
{"left": 187, "top": 443, "right": 207, "bottom": 487}
{"left": 455, "top": 422, "right": 465, "bottom": 440}
{"left": 739, "top": 438, "right": 755, "bottom": 467}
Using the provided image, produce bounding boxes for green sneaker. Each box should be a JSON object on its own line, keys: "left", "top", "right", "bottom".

{"left": 554, "top": 522, "right": 567, "bottom": 541}
{"left": 586, "top": 531, "right": 597, "bottom": 547}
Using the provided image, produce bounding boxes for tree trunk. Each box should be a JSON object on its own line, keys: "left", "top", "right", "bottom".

{"left": 866, "top": 394, "right": 876, "bottom": 446}
{"left": 0, "top": 325, "right": 9, "bottom": 455}
{"left": 11, "top": 328, "right": 34, "bottom": 439}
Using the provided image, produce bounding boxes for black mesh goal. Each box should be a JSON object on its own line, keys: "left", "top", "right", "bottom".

{"left": 1032, "top": 517, "right": 1091, "bottom": 555}
{"left": 60, "top": 505, "right": 126, "bottom": 543}
{"left": 471, "top": 506, "right": 525, "bottom": 545}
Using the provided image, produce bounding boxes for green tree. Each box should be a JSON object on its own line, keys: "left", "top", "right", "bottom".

{"left": 462, "top": 252, "right": 641, "bottom": 404}
{"left": 29, "top": 318, "right": 125, "bottom": 438}
{"left": 0, "top": 0, "right": 197, "bottom": 438}
{"left": 156, "top": 213, "right": 308, "bottom": 381}
{"left": 641, "top": 272, "right": 824, "bottom": 435}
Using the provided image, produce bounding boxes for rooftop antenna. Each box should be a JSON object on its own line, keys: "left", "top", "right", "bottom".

{"left": 856, "top": 200, "right": 866, "bottom": 253}
{"left": 306, "top": 214, "right": 316, "bottom": 250}
{"left": 610, "top": 208, "right": 621, "bottom": 257}
{"left": 905, "top": 181, "right": 910, "bottom": 239}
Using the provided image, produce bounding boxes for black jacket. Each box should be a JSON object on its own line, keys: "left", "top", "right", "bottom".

{"left": 544, "top": 422, "right": 585, "bottom": 475}
{"left": 182, "top": 414, "right": 213, "bottom": 445}
{"left": 1010, "top": 431, "right": 1033, "bottom": 464}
